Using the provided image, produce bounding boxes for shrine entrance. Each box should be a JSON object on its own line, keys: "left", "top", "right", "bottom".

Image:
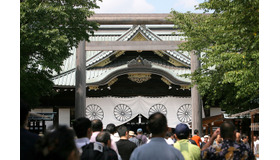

{"left": 124, "top": 114, "right": 148, "bottom": 134}
{"left": 44, "top": 16, "right": 204, "bottom": 134}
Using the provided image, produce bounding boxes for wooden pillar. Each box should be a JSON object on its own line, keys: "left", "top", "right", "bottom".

{"left": 251, "top": 113, "right": 254, "bottom": 150}
{"left": 75, "top": 41, "right": 86, "bottom": 118}
{"left": 42, "top": 120, "right": 46, "bottom": 134}
{"left": 191, "top": 51, "right": 203, "bottom": 137}
{"left": 210, "top": 125, "right": 213, "bottom": 135}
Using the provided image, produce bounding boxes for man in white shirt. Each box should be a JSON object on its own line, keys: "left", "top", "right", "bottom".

{"left": 253, "top": 135, "right": 259, "bottom": 160}
{"left": 72, "top": 117, "right": 92, "bottom": 154}
{"left": 106, "top": 123, "right": 120, "bottom": 154}
{"left": 165, "top": 132, "right": 175, "bottom": 145}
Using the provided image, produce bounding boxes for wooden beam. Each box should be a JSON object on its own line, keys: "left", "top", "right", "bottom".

{"left": 86, "top": 41, "right": 183, "bottom": 51}
{"left": 88, "top": 13, "right": 173, "bottom": 24}
{"left": 229, "top": 108, "right": 259, "bottom": 117}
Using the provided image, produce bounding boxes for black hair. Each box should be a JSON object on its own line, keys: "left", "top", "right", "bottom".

{"left": 35, "top": 125, "right": 78, "bottom": 160}
{"left": 176, "top": 131, "right": 190, "bottom": 140}
{"left": 96, "top": 131, "right": 111, "bottom": 145}
{"left": 117, "top": 125, "right": 127, "bottom": 137}
{"left": 92, "top": 119, "right": 103, "bottom": 132}
{"left": 166, "top": 132, "right": 172, "bottom": 137}
{"left": 220, "top": 121, "right": 235, "bottom": 139}
{"left": 241, "top": 134, "right": 248, "bottom": 140}
{"left": 73, "top": 117, "right": 91, "bottom": 138}
{"left": 147, "top": 112, "right": 167, "bottom": 135}
{"left": 106, "top": 123, "right": 116, "bottom": 134}
{"left": 194, "top": 129, "right": 199, "bottom": 134}
{"left": 20, "top": 99, "right": 30, "bottom": 127}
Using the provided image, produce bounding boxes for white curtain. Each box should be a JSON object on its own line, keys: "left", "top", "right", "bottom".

{"left": 86, "top": 96, "right": 204, "bottom": 128}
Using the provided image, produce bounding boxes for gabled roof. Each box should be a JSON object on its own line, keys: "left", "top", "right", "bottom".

{"left": 52, "top": 24, "right": 191, "bottom": 87}
{"left": 86, "top": 25, "right": 190, "bottom": 68}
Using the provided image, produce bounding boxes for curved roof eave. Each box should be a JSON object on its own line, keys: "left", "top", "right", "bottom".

{"left": 52, "top": 63, "right": 191, "bottom": 87}
{"left": 86, "top": 63, "right": 191, "bottom": 86}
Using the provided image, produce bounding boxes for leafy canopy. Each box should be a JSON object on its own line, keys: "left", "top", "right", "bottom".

{"left": 170, "top": 0, "right": 259, "bottom": 113}
{"left": 20, "top": 0, "right": 100, "bottom": 107}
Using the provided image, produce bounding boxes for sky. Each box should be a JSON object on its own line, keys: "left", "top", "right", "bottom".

{"left": 94, "top": 0, "right": 205, "bottom": 13}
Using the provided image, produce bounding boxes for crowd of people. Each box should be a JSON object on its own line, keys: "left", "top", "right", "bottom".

{"left": 21, "top": 102, "right": 259, "bottom": 160}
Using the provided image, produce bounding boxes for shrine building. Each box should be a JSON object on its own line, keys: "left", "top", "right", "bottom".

{"left": 32, "top": 14, "right": 227, "bottom": 133}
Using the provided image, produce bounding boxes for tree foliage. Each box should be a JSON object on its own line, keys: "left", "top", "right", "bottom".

{"left": 170, "top": 0, "right": 259, "bottom": 113}
{"left": 20, "top": 0, "right": 100, "bottom": 107}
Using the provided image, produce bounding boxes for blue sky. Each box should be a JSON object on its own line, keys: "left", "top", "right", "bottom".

{"left": 94, "top": 0, "right": 205, "bottom": 13}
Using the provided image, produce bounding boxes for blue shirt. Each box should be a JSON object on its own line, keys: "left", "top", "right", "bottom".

{"left": 129, "top": 137, "right": 140, "bottom": 146}
{"left": 20, "top": 128, "right": 40, "bottom": 160}
{"left": 130, "top": 137, "right": 184, "bottom": 160}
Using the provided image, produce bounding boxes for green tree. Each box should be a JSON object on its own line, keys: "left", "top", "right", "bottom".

{"left": 20, "top": 0, "right": 100, "bottom": 107}
{"left": 170, "top": 0, "right": 259, "bottom": 114}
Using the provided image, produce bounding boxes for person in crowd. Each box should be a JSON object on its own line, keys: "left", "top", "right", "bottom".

{"left": 116, "top": 126, "right": 137, "bottom": 160}
{"left": 20, "top": 100, "right": 40, "bottom": 160}
{"left": 90, "top": 119, "right": 119, "bottom": 154}
{"left": 35, "top": 125, "right": 79, "bottom": 160}
{"left": 106, "top": 123, "right": 120, "bottom": 142}
{"left": 242, "top": 134, "right": 251, "bottom": 149}
{"left": 72, "top": 117, "right": 92, "bottom": 153}
{"left": 130, "top": 112, "right": 184, "bottom": 160}
{"left": 200, "top": 135, "right": 209, "bottom": 149}
{"left": 212, "top": 134, "right": 223, "bottom": 147}
{"left": 235, "top": 131, "right": 242, "bottom": 144}
{"left": 95, "top": 131, "right": 119, "bottom": 160}
{"left": 106, "top": 123, "right": 119, "bottom": 153}
{"left": 253, "top": 135, "right": 259, "bottom": 160}
{"left": 136, "top": 128, "right": 148, "bottom": 146}
{"left": 170, "top": 133, "right": 176, "bottom": 143}
{"left": 90, "top": 119, "right": 103, "bottom": 142}
{"left": 192, "top": 129, "right": 202, "bottom": 147}
{"left": 146, "top": 133, "right": 153, "bottom": 143}
{"left": 201, "top": 121, "right": 255, "bottom": 160}
{"left": 165, "top": 132, "right": 175, "bottom": 145}
{"left": 189, "top": 134, "right": 198, "bottom": 145}
{"left": 173, "top": 123, "right": 201, "bottom": 160}
{"left": 128, "top": 131, "right": 139, "bottom": 146}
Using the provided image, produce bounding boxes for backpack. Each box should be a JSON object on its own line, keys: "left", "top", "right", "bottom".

{"left": 137, "top": 135, "right": 143, "bottom": 146}
{"left": 81, "top": 143, "right": 107, "bottom": 160}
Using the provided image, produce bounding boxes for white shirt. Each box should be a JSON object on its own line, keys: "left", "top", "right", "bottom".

{"left": 165, "top": 137, "right": 175, "bottom": 145}
{"left": 112, "top": 133, "right": 120, "bottom": 142}
{"left": 110, "top": 134, "right": 119, "bottom": 154}
{"left": 75, "top": 137, "right": 90, "bottom": 154}
{"left": 254, "top": 140, "right": 259, "bottom": 160}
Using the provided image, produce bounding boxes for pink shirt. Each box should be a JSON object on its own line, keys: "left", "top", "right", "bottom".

{"left": 90, "top": 131, "right": 100, "bottom": 142}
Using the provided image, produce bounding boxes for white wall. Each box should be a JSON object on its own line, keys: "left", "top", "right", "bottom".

{"left": 59, "top": 108, "right": 70, "bottom": 127}
{"left": 210, "top": 107, "right": 224, "bottom": 116}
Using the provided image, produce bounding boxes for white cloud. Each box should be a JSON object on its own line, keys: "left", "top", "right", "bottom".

{"left": 95, "top": 0, "right": 155, "bottom": 13}
{"left": 173, "top": 0, "right": 200, "bottom": 11}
